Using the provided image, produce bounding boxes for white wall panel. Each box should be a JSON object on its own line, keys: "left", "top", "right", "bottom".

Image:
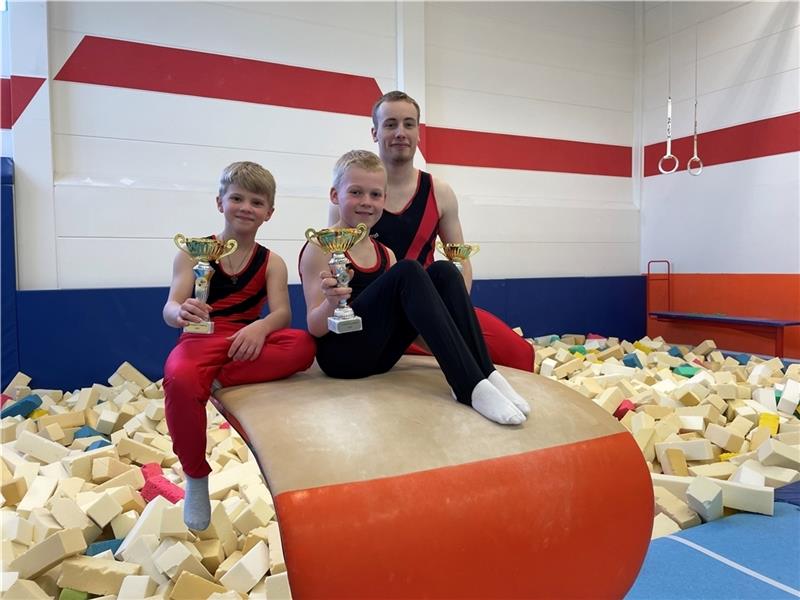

{"left": 643, "top": 69, "right": 799, "bottom": 143}
{"left": 56, "top": 237, "right": 308, "bottom": 288}
{"left": 439, "top": 2, "right": 634, "bottom": 46}
{"left": 643, "top": 26, "right": 799, "bottom": 109}
{"left": 425, "top": 3, "right": 635, "bottom": 79}
{"left": 426, "top": 86, "right": 632, "bottom": 145}
{"left": 640, "top": 152, "right": 800, "bottom": 274}
{"left": 427, "top": 45, "right": 632, "bottom": 112}
{"left": 55, "top": 186, "right": 330, "bottom": 243}
{"left": 48, "top": 1, "right": 396, "bottom": 79}
{"left": 50, "top": 81, "right": 376, "bottom": 159}
{"left": 469, "top": 241, "right": 639, "bottom": 279}
{"left": 52, "top": 135, "right": 336, "bottom": 210}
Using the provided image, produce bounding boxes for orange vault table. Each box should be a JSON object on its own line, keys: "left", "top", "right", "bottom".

{"left": 214, "top": 355, "right": 653, "bottom": 599}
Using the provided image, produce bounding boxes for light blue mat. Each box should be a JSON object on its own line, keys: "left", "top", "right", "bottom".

{"left": 627, "top": 503, "right": 800, "bottom": 599}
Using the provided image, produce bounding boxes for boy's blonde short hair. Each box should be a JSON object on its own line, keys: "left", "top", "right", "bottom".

{"left": 219, "top": 161, "right": 276, "bottom": 206}
{"left": 332, "top": 150, "right": 385, "bottom": 191}
{"left": 371, "top": 90, "right": 421, "bottom": 128}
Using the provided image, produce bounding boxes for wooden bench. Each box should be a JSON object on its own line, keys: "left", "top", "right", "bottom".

{"left": 649, "top": 311, "right": 800, "bottom": 358}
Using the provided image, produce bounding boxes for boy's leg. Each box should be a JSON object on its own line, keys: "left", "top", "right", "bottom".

{"left": 475, "top": 308, "right": 535, "bottom": 372}
{"left": 425, "top": 261, "right": 493, "bottom": 378}
{"left": 218, "top": 329, "right": 316, "bottom": 387}
{"left": 353, "top": 260, "right": 485, "bottom": 402}
{"left": 163, "top": 334, "right": 229, "bottom": 478}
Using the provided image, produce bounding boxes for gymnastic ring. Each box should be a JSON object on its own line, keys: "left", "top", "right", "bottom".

{"left": 687, "top": 156, "right": 703, "bottom": 176}
{"left": 658, "top": 154, "right": 679, "bottom": 174}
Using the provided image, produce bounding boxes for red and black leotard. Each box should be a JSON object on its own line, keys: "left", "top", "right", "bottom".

{"left": 371, "top": 171, "right": 439, "bottom": 268}
{"left": 206, "top": 241, "right": 270, "bottom": 325}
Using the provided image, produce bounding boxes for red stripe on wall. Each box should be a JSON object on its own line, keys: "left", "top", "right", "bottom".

{"left": 644, "top": 112, "right": 800, "bottom": 177}
{"left": 54, "top": 36, "right": 382, "bottom": 117}
{"left": 425, "top": 126, "right": 633, "bottom": 177}
{"left": 1, "top": 76, "right": 47, "bottom": 130}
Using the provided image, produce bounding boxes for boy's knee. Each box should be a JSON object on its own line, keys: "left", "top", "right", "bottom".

{"left": 427, "top": 260, "right": 460, "bottom": 278}
{"left": 393, "top": 259, "right": 426, "bottom": 278}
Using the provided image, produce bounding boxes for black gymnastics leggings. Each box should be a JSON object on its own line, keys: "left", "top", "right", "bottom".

{"left": 316, "top": 259, "right": 494, "bottom": 404}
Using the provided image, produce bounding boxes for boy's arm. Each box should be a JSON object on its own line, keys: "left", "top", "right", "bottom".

{"left": 300, "top": 243, "right": 350, "bottom": 338}
{"left": 226, "top": 252, "right": 291, "bottom": 362}
{"left": 435, "top": 177, "right": 474, "bottom": 291}
{"left": 163, "top": 251, "right": 212, "bottom": 328}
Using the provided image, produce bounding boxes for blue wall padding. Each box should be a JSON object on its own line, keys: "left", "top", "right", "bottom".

{"left": 1, "top": 157, "right": 19, "bottom": 390}
{"left": 473, "top": 275, "right": 646, "bottom": 344}
{"left": 15, "top": 276, "right": 646, "bottom": 390}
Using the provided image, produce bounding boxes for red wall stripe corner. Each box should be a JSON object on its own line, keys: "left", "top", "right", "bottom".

{"left": 54, "top": 36, "right": 383, "bottom": 117}
{"left": 1, "top": 76, "right": 47, "bottom": 130}
{"left": 644, "top": 112, "right": 800, "bottom": 177}
{"left": 425, "top": 126, "right": 633, "bottom": 177}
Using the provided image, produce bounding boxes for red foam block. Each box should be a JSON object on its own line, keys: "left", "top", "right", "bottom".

{"left": 0, "top": 394, "right": 12, "bottom": 407}
{"left": 140, "top": 463, "right": 163, "bottom": 481}
{"left": 614, "top": 400, "right": 636, "bottom": 420}
{"left": 141, "top": 475, "right": 184, "bottom": 504}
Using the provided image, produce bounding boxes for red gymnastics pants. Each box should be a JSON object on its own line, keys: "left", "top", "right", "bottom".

{"left": 163, "top": 322, "right": 316, "bottom": 478}
{"left": 407, "top": 307, "right": 534, "bottom": 372}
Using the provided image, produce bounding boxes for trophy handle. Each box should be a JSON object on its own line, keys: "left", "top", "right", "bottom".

{"left": 305, "top": 227, "right": 319, "bottom": 246}
{"left": 353, "top": 223, "right": 369, "bottom": 246}
{"left": 174, "top": 233, "right": 188, "bottom": 254}
{"left": 219, "top": 239, "right": 238, "bottom": 259}
{"left": 470, "top": 244, "right": 480, "bottom": 257}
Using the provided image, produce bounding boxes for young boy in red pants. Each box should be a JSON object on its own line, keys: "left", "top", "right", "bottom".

{"left": 163, "top": 161, "right": 315, "bottom": 530}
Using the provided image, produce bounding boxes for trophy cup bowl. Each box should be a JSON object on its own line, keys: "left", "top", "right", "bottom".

{"left": 436, "top": 241, "right": 480, "bottom": 272}
{"left": 305, "top": 224, "right": 368, "bottom": 334}
{"left": 174, "top": 234, "right": 238, "bottom": 334}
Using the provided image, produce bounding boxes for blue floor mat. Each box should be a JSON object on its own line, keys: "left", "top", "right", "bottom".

{"left": 627, "top": 503, "right": 800, "bottom": 599}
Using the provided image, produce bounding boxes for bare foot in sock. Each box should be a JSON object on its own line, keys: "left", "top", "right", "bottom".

{"left": 184, "top": 475, "right": 211, "bottom": 530}
{"left": 488, "top": 370, "right": 531, "bottom": 416}
{"left": 471, "top": 379, "right": 526, "bottom": 425}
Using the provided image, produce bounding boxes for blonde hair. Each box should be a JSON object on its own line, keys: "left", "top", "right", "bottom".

{"left": 332, "top": 150, "right": 385, "bottom": 191}
{"left": 219, "top": 161, "right": 276, "bottom": 206}
{"left": 371, "top": 90, "right": 421, "bottom": 128}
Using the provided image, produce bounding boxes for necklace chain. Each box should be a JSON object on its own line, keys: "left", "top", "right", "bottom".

{"left": 226, "top": 246, "right": 250, "bottom": 284}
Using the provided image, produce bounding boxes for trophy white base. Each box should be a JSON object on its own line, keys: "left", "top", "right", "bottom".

{"left": 184, "top": 321, "right": 214, "bottom": 334}
{"left": 328, "top": 316, "right": 362, "bottom": 334}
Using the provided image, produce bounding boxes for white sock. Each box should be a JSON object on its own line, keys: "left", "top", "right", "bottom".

{"left": 488, "top": 371, "right": 531, "bottom": 416}
{"left": 471, "top": 379, "right": 526, "bottom": 425}
{"left": 183, "top": 475, "right": 211, "bottom": 531}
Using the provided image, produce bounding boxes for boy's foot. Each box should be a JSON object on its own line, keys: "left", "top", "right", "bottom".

{"left": 471, "top": 379, "right": 526, "bottom": 425}
{"left": 183, "top": 475, "right": 211, "bottom": 530}
{"left": 488, "top": 370, "right": 531, "bottom": 416}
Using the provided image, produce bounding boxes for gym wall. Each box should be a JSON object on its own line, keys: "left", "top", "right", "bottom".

{"left": 639, "top": 1, "right": 800, "bottom": 357}
{"left": 2, "top": 1, "right": 798, "bottom": 388}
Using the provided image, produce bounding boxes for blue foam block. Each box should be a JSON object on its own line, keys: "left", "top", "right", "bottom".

{"left": 85, "top": 538, "right": 123, "bottom": 556}
{"left": 73, "top": 425, "right": 106, "bottom": 440}
{"left": 668, "top": 345, "right": 683, "bottom": 357}
{"left": 623, "top": 353, "right": 643, "bottom": 369}
{"left": 0, "top": 394, "right": 42, "bottom": 419}
{"left": 85, "top": 439, "right": 111, "bottom": 451}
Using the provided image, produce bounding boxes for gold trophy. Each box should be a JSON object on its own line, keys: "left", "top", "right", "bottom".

{"left": 436, "top": 240, "right": 480, "bottom": 273}
{"left": 174, "top": 234, "right": 238, "bottom": 334}
{"left": 305, "top": 223, "right": 368, "bottom": 334}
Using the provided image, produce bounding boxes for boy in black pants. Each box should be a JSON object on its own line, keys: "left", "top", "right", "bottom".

{"left": 299, "top": 150, "right": 530, "bottom": 425}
